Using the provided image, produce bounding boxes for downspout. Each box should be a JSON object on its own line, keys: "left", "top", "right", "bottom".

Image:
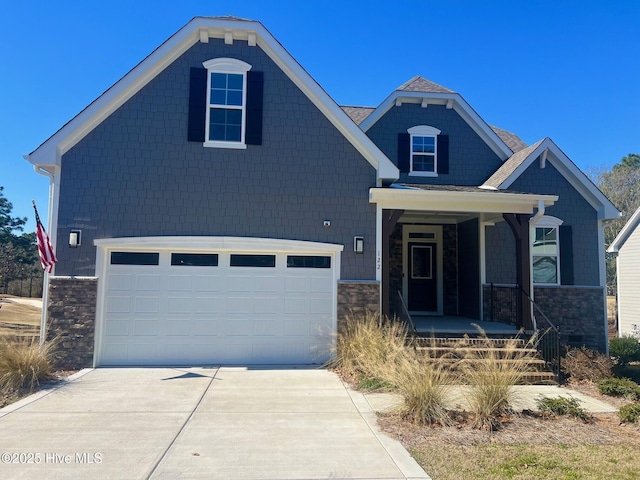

{"left": 26, "top": 157, "right": 57, "bottom": 348}
{"left": 528, "top": 200, "right": 546, "bottom": 331}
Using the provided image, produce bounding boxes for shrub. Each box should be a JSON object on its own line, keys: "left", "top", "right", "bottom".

{"left": 537, "top": 396, "right": 593, "bottom": 423}
{"left": 562, "top": 346, "right": 613, "bottom": 382}
{"left": 460, "top": 333, "right": 536, "bottom": 430}
{"left": 609, "top": 336, "right": 640, "bottom": 366}
{"left": 598, "top": 377, "right": 640, "bottom": 400}
{"left": 332, "top": 310, "right": 408, "bottom": 381}
{"left": 618, "top": 403, "right": 640, "bottom": 424}
{"left": 0, "top": 335, "right": 56, "bottom": 393}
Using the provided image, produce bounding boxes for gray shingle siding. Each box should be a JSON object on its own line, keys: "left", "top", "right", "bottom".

{"left": 365, "top": 103, "right": 503, "bottom": 185}
{"left": 485, "top": 160, "right": 600, "bottom": 286}
{"left": 55, "top": 38, "right": 377, "bottom": 280}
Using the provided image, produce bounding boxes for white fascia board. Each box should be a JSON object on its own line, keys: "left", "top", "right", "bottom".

{"left": 26, "top": 17, "right": 399, "bottom": 183}
{"left": 360, "top": 91, "right": 513, "bottom": 161}
{"left": 499, "top": 138, "right": 621, "bottom": 221}
{"left": 608, "top": 205, "right": 640, "bottom": 252}
{"left": 369, "top": 187, "right": 557, "bottom": 214}
{"left": 94, "top": 236, "right": 345, "bottom": 253}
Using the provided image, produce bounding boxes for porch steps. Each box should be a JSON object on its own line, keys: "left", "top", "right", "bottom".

{"left": 411, "top": 337, "right": 558, "bottom": 385}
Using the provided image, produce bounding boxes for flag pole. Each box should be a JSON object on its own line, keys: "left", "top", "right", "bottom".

{"left": 33, "top": 199, "right": 51, "bottom": 349}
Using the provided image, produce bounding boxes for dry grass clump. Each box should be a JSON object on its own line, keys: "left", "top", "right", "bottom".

{"left": 332, "top": 310, "right": 408, "bottom": 380}
{"left": 0, "top": 335, "right": 55, "bottom": 393}
{"left": 458, "top": 332, "right": 537, "bottom": 430}
{"left": 333, "top": 312, "right": 456, "bottom": 425}
{"left": 383, "top": 349, "right": 455, "bottom": 425}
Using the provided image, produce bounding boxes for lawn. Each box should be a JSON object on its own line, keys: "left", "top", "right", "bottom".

{"left": 0, "top": 295, "right": 41, "bottom": 338}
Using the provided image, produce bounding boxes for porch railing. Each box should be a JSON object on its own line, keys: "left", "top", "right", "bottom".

{"left": 395, "top": 290, "right": 417, "bottom": 333}
{"left": 488, "top": 283, "right": 562, "bottom": 382}
{"left": 524, "top": 289, "right": 562, "bottom": 383}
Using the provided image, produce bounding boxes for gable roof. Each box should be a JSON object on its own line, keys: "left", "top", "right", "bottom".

{"left": 24, "top": 16, "right": 398, "bottom": 182}
{"left": 481, "top": 137, "right": 620, "bottom": 220}
{"left": 397, "top": 75, "right": 455, "bottom": 94}
{"left": 358, "top": 76, "right": 515, "bottom": 161}
{"left": 341, "top": 106, "right": 375, "bottom": 125}
{"left": 608, "top": 205, "right": 640, "bottom": 253}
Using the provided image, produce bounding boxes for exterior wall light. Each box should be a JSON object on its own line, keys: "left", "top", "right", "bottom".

{"left": 69, "top": 230, "right": 81, "bottom": 248}
{"left": 354, "top": 236, "right": 364, "bottom": 254}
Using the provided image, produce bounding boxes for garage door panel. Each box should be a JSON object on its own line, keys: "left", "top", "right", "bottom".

{"left": 285, "top": 277, "right": 308, "bottom": 293}
{"left": 254, "top": 276, "right": 282, "bottom": 292}
{"left": 167, "top": 275, "right": 192, "bottom": 291}
{"left": 194, "top": 275, "right": 221, "bottom": 292}
{"left": 107, "top": 274, "right": 134, "bottom": 291}
{"left": 105, "top": 296, "right": 131, "bottom": 314}
{"left": 227, "top": 275, "right": 252, "bottom": 292}
{"left": 99, "top": 244, "right": 338, "bottom": 366}
{"left": 310, "top": 276, "right": 332, "bottom": 293}
{"left": 194, "top": 297, "right": 221, "bottom": 313}
{"left": 105, "top": 318, "right": 130, "bottom": 336}
{"left": 133, "top": 319, "right": 158, "bottom": 336}
{"left": 134, "top": 297, "right": 160, "bottom": 314}
{"left": 192, "top": 319, "right": 218, "bottom": 336}
{"left": 135, "top": 274, "right": 161, "bottom": 291}
{"left": 226, "top": 297, "right": 253, "bottom": 314}
{"left": 252, "top": 296, "right": 280, "bottom": 314}
{"left": 167, "top": 297, "right": 192, "bottom": 314}
{"left": 252, "top": 319, "right": 278, "bottom": 336}
{"left": 165, "top": 319, "right": 189, "bottom": 336}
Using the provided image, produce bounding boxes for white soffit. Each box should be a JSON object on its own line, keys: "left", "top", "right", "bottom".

{"left": 25, "top": 17, "right": 399, "bottom": 183}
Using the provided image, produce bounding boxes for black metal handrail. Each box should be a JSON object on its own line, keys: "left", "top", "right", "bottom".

{"left": 395, "top": 290, "right": 417, "bottom": 333}
{"left": 521, "top": 288, "right": 562, "bottom": 383}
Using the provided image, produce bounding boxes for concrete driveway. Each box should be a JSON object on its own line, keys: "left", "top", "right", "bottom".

{"left": 0, "top": 367, "right": 428, "bottom": 480}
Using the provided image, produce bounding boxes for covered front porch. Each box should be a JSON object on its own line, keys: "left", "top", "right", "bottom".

{"left": 371, "top": 184, "right": 558, "bottom": 333}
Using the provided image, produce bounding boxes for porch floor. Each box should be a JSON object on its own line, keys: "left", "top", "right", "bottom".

{"left": 411, "top": 315, "right": 520, "bottom": 336}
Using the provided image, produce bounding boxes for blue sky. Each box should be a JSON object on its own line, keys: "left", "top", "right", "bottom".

{"left": 1, "top": 0, "right": 638, "bottom": 232}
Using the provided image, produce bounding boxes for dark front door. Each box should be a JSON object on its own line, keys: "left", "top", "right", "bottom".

{"left": 407, "top": 242, "right": 437, "bottom": 311}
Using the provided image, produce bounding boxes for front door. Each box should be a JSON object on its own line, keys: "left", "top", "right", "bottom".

{"left": 407, "top": 242, "right": 437, "bottom": 311}
{"left": 403, "top": 225, "right": 443, "bottom": 314}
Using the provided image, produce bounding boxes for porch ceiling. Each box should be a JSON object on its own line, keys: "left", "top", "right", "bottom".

{"left": 369, "top": 184, "right": 557, "bottom": 215}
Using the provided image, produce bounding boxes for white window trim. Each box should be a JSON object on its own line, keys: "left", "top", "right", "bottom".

{"left": 531, "top": 215, "right": 563, "bottom": 286}
{"left": 202, "top": 58, "right": 252, "bottom": 149}
{"left": 408, "top": 125, "right": 441, "bottom": 177}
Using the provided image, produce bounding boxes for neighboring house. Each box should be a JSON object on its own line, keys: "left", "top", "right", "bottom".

{"left": 25, "top": 17, "right": 619, "bottom": 368}
{"left": 608, "top": 206, "right": 640, "bottom": 337}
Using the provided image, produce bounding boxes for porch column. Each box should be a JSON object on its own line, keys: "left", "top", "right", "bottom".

{"left": 381, "top": 209, "right": 403, "bottom": 317}
{"left": 503, "top": 213, "right": 533, "bottom": 330}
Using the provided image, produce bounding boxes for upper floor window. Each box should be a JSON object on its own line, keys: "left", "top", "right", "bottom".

{"left": 188, "top": 58, "right": 263, "bottom": 148}
{"left": 203, "top": 58, "right": 251, "bottom": 148}
{"left": 409, "top": 126, "right": 440, "bottom": 175}
{"left": 531, "top": 216, "right": 563, "bottom": 285}
{"left": 398, "top": 126, "right": 449, "bottom": 176}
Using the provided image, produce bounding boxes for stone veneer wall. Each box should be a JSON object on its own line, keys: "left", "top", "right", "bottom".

{"left": 482, "top": 284, "right": 606, "bottom": 351}
{"left": 337, "top": 281, "right": 380, "bottom": 331}
{"left": 46, "top": 277, "right": 98, "bottom": 369}
{"left": 482, "top": 284, "right": 518, "bottom": 326}
{"left": 533, "top": 286, "right": 607, "bottom": 352}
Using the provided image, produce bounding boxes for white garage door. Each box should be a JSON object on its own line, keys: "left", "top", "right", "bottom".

{"left": 95, "top": 237, "right": 342, "bottom": 366}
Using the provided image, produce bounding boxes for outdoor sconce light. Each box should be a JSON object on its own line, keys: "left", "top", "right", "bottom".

{"left": 354, "top": 236, "right": 364, "bottom": 254}
{"left": 69, "top": 230, "right": 81, "bottom": 248}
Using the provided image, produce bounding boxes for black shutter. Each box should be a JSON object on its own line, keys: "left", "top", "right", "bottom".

{"left": 437, "top": 135, "right": 449, "bottom": 174}
{"left": 245, "top": 71, "right": 264, "bottom": 145}
{"left": 559, "top": 225, "right": 574, "bottom": 285}
{"left": 398, "top": 133, "right": 410, "bottom": 172}
{"left": 187, "top": 68, "right": 207, "bottom": 142}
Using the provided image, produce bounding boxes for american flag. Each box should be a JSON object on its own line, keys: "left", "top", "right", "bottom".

{"left": 32, "top": 201, "right": 57, "bottom": 273}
